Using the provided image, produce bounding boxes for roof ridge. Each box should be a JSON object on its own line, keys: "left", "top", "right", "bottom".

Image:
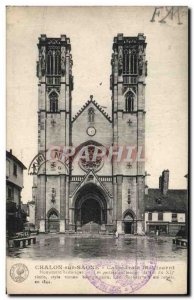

{"left": 72, "top": 97, "right": 112, "bottom": 122}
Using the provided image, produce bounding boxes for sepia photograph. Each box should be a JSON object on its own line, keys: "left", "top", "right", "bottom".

{"left": 6, "top": 6, "right": 188, "bottom": 294}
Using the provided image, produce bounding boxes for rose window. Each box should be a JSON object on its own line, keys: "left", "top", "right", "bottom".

{"left": 79, "top": 145, "right": 104, "bottom": 172}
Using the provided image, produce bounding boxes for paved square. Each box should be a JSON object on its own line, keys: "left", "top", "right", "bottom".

{"left": 8, "top": 234, "right": 187, "bottom": 261}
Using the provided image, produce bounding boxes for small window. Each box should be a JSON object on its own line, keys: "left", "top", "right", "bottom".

{"left": 49, "top": 92, "right": 58, "bottom": 113}
{"left": 6, "top": 159, "right": 10, "bottom": 177}
{"left": 172, "top": 213, "right": 177, "bottom": 223}
{"left": 131, "top": 53, "right": 137, "bottom": 74}
{"left": 50, "top": 98, "right": 58, "bottom": 112}
{"left": 148, "top": 212, "right": 152, "bottom": 221}
{"left": 13, "top": 163, "right": 17, "bottom": 176}
{"left": 88, "top": 107, "right": 95, "bottom": 122}
{"left": 125, "top": 91, "right": 134, "bottom": 112}
{"left": 158, "top": 212, "right": 163, "bottom": 221}
{"left": 127, "top": 189, "right": 131, "bottom": 204}
{"left": 7, "top": 187, "right": 13, "bottom": 200}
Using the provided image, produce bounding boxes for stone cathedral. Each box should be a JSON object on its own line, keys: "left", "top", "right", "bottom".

{"left": 32, "top": 33, "right": 147, "bottom": 234}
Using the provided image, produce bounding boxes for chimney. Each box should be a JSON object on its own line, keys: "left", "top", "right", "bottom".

{"left": 145, "top": 185, "right": 148, "bottom": 195}
{"left": 160, "top": 170, "right": 169, "bottom": 195}
{"left": 159, "top": 175, "right": 162, "bottom": 190}
{"left": 144, "top": 171, "right": 151, "bottom": 195}
{"left": 10, "top": 149, "right": 12, "bottom": 155}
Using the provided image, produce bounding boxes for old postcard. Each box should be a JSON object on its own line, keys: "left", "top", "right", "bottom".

{"left": 6, "top": 6, "right": 188, "bottom": 295}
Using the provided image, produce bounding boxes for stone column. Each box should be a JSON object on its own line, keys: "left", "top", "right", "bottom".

{"left": 107, "top": 208, "right": 112, "bottom": 224}
{"left": 60, "top": 175, "right": 66, "bottom": 233}
{"left": 65, "top": 176, "right": 69, "bottom": 231}
{"left": 116, "top": 175, "right": 124, "bottom": 234}
{"left": 113, "top": 177, "right": 117, "bottom": 226}
{"left": 136, "top": 221, "right": 144, "bottom": 235}
{"left": 69, "top": 208, "right": 76, "bottom": 232}
{"left": 39, "top": 220, "right": 45, "bottom": 233}
{"left": 39, "top": 175, "right": 46, "bottom": 233}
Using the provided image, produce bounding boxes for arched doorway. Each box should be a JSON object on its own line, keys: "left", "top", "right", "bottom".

{"left": 123, "top": 210, "right": 135, "bottom": 234}
{"left": 81, "top": 198, "right": 101, "bottom": 225}
{"left": 74, "top": 183, "right": 107, "bottom": 232}
{"left": 47, "top": 209, "right": 59, "bottom": 233}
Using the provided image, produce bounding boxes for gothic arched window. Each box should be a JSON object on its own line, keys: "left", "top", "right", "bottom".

{"left": 123, "top": 49, "right": 129, "bottom": 74}
{"left": 49, "top": 92, "right": 58, "bottom": 112}
{"left": 126, "top": 91, "right": 134, "bottom": 112}
{"left": 122, "top": 49, "right": 138, "bottom": 75}
{"left": 88, "top": 107, "right": 95, "bottom": 122}
{"left": 48, "top": 209, "right": 59, "bottom": 220}
{"left": 130, "top": 51, "right": 137, "bottom": 74}
{"left": 55, "top": 50, "right": 61, "bottom": 75}
{"left": 47, "top": 49, "right": 61, "bottom": 76}
{"left": 47, "top": 50, "right": 53, "bottom": 75}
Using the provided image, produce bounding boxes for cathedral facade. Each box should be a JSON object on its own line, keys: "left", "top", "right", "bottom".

{"left": 32, "top": 33, "right": 147, "bottom": 234}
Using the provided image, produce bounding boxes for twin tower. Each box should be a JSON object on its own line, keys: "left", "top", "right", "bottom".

{"left": 32, "top": 33, "right": 147, "bottom": 234}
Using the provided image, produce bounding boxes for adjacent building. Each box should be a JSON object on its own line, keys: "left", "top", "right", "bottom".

{"left": 6, "top": 150, "right": 27, "bottom": 235}
{"left": 145, "top": 170, "right": 187, "bottom": 236}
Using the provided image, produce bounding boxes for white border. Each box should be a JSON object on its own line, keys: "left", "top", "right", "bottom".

{"left": 1, "top": 1, "right": 192, "bottom": 299}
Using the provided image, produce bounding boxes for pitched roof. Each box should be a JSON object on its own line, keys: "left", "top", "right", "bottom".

{"left": 145, "top": 189, "right": 188, "bottom": 213}
{"left": 6, "top": 150, "right": 27, "bottom": 170}
{"left": 72, "top": 96, "right": 112, "bottom": 123}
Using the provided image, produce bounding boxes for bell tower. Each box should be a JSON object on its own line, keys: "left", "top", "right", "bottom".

{"left": 110, "top": 33, "right": 147, "bottom": 234}
{"left": 35, "top": 34, "right": 73, "bottom": 232}
{"left": 37, "top": 34, "right": 73, "bottom": 151}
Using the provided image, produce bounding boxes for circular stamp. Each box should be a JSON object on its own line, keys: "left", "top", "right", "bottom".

{"left": 10, "top": 263, "right": 29, "bottom": 283}
{"left": 85, "top": 239, "right": 157, "bottom": 294}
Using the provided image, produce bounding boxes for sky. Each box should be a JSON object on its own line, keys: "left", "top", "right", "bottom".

{"left": 6, "top": 6, "right": 188, "bottom": 203}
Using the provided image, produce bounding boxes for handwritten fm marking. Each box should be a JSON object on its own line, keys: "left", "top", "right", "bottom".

{"left": 150, "top": 7, "right": 184, "bottom": 25}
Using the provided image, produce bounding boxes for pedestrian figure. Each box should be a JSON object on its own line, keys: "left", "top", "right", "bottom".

{"left": 115, "top": 231, "right": 119, "bottom": 239}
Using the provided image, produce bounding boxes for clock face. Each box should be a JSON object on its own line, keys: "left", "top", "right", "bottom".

{"left": 87, "top": 126, "right": 96, "bottom": 136}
